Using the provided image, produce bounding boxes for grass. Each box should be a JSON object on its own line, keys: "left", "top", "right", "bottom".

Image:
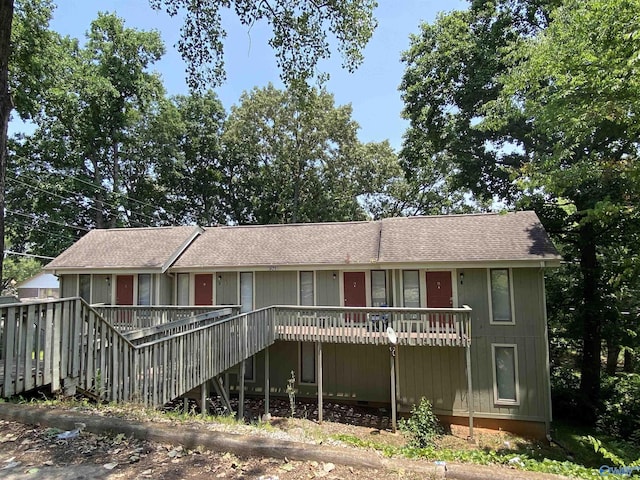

{"left": 330, "top": 421, "right": 640, "bottom": 479}
{"left": 6, "top": 395, "right": 640, "bottom": 478}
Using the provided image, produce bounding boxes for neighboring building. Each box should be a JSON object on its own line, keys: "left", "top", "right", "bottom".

{"left": 45, "top": 212, "right": 561, "bottom": 437}
{"left": 16, "top": 272, "right": 60, "bottom": 300}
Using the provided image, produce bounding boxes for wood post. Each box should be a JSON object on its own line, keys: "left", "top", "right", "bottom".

{"left": 317, "top": 342, "right": 323, "bottom": 424}
{"left": 200, "top": 380, "right": 208, "bottom": 415}
{"left": 265, "top": 346, "right": 270, "bottom": 417}
{"left": 390, "top": 346, "right": 397, "bottom": 433}
{"left": 238, "top": 360, "right": 245, "bottom": 421}
{"left": 466, "top": 343, "right": 474, "bottom": 441}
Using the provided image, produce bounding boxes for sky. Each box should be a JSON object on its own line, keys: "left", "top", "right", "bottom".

{"left": 12, "top": 0, "right": 468, "bottom": 151}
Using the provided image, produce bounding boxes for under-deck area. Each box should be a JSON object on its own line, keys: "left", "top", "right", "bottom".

{"left": 1, "top": 299, "right": 474, "bottom": 434}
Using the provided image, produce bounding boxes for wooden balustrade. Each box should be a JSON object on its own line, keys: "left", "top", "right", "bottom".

{"left": 1, "top": 299, "right": 470, "bottom": 406}
{"left": 273, "top": 305, "right": 472, "bottom": 346}
{"left": 92, "top": 305, "right": 240, "bottom": 332}
{"left": 1, "top": 299, "right": 273, "bottom": 406}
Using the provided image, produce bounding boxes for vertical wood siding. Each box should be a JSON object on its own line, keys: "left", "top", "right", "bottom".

{"left": 255, "top": 272, "right": 297, "bottom": 309}
{"left": 237, "top": 341, "right": 391, "bottom": 403}
{"left": 316, "top": 271, "right": 339, "bottom": 306}
{"left": 216, "top": 272, "right": 238, "bottom": 305}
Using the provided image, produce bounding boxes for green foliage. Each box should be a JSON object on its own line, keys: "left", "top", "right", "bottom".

{"left": 398, "top": 397, "right": 443, "bottom": 448}
{"left": 1, "top": 256, "right": 42, "bottom": 294}
{"left": 222, "top": 84, "right": 401, "bottom": 223}
{"left": 148, "top": 0, "right": 377, "bottom": 89}
{"left": 599, "top": 374, "right": 640, "bottom": 443}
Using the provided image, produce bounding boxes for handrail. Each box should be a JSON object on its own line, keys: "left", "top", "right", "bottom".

{"left": 123, "top": 307, "right": 236, "bottom": 342}
{"left": 1, "top": 299, "right": 471, "bottom": 408}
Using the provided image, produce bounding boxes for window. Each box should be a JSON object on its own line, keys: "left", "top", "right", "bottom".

{"left": 79, "top": 274, "right": 91, "bottom": 303}
{"left": 403, "top": 270, "right": 420, "bottom": 308}
{"left": 240, "top": 272, "right": 253, "bottom": 313}
{"left": 300, "top": 271, "right": 314, "bottom": 306}
{"left": 300, "top": 342, "right": 316, "bottom": 384}
{"left": 492, "top": 344, "right": 519, "bottom": 405}
{"left": 177, "top": 273, "right": 189, "bottom": 305}
{"left": 138, "top": 274, "right": 152, "bottom": 306}
{"left": 489, "top": 269, "right": 513, "bottom": 323}
{"left": 243, "top": 356, "right": 255, "bottom": 382}
{"left": 371, "top": 270, "right": 387, "bottom": 307}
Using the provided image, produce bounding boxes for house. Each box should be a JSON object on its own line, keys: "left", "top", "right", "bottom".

{"left": 16, "top": 272, "right": 60, "bottom": 300}
{"left": 45, "top": 211, "right": 561, "bottom": 437}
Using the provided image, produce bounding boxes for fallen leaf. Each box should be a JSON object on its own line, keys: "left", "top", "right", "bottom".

{"left": 103, "top": 463, "right": 118, "bottom": 470}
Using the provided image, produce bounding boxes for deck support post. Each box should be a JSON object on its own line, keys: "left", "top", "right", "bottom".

{"left": 466, "top": 342, "right": 474, "bottom": 441}
{"left": 200, "top": 380, "right": 208, "bottom": 416}
{"left": 317, "top": 341, "right": 323, "bottom": 424}
{"left": 239, "top": 360, "right": 245, "bottom": 421}
{"left": 264, "top": 346, "right": 270, "bottom": 417}
{"left": 390, "top": 345, "right": 397, "bottom": 433}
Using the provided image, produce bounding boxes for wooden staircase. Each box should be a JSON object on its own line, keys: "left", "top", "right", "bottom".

{"left": 0, "top": 298, "right": 275, "bottom": 406}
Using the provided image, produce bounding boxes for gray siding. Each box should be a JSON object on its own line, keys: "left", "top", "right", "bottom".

{"left": 255, "top": 271, "right": 297, "bottom": 308}
{"left": 158, "top": 274, "right": 173, "bottom": 305}
{"left": 398, "top": 346, "right": 467, "bottom": 413}
{"left": 61, "top": 274, "right": 77, "bottom": 298}
{"left": 316, "top": 271, "right": 339, "bottom": 306}
{"left": 453, "top": 267, "right": 548, "bottom": 421}
{"left": 234, "top": 341, "right": 391, "bottom": 403}
{"left": 216, "top": 272, "right": 238, "bottom": 305}
{"left": 92, "top": 274, "right": 112, "bottom": 304}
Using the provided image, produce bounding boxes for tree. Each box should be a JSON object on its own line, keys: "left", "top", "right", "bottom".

{"left": 489, "top": 0, "right": 640, "bottom": 413}
{"left": 7, "top": 12, "right": 169, "bottom": 255}
{"left": 400, "top": 0, "right": 640, "bottom": 422}
{"left": 1, "top": 253, "right": 41, "bottom": 294}
{"left": 157, "top": 90, "right": 229, "bottom": 225}
{"left": 222, "top": 84, "right": 400, "bottom": 224}
{"left": 0, "top": 0, "right": 378, "bottom": 283}
{"left": 149, "top": 0, "right": 378, "bottom": 89}
{"left": 0, "top": 0, "right": 55, "bottom": 287}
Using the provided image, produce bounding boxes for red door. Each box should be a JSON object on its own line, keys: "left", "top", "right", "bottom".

{"left": 344, "top": 272, "right": 366, "bottom": 323}
{"left": 426, "top": 271, "right": 453, "bottom": 307}
{"left": 116, "top": 275, "right": 134, "bottom": 305}
{"left": 426, "top": 271, "right": 453, "bottom": 331}
{"left": 194, "top": 274, "right": 213, "bottom": 305}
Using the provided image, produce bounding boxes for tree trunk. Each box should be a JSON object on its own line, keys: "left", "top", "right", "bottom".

{"left": 623, "top": 349, "right": 635, "bottom": 373}
{"left": 0, "top": 0, "right": 14, "bottom": 286}
{"left": 578, "top": 221, "right": 602, "bottom": 424}
{"left": 605, "top": 339, "right": 620, "bottom": 376}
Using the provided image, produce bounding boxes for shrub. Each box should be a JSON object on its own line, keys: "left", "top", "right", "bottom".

{"left": 399, "top": 397, "right": 443, "bottom": 448}
{"left": 599, "top": 373, "right": 640, "bottom": 444}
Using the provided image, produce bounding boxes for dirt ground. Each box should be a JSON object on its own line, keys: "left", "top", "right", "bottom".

{"left": 0, "top": 397, "right": 527, "bottom": 479}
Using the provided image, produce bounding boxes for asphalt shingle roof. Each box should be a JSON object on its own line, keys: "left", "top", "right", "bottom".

{"left": 46, "top": 212, "right": 560, "bottom": 270}
{"left": 46, "top": 226, "right": 201, "bottom": 270}
{"left": 173, "top": 221, "right": 381, "bottom": 268}
{"left": 378, "top": 211, "right": 559, "bottom": 263}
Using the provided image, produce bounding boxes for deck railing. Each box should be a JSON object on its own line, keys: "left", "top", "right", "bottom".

{"left": 0, "top": 299, "right": 274, "bottom": 405}
{"left": 92, "top": 305, "right": 241, "bottom": 332}
{"left": 1, "top": 299, "right": 471, "bottom": 405}
{"left": 273, "top": 305, "right": 472, "bottom": 346}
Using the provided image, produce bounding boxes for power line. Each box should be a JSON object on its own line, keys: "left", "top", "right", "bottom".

{"left": 6, "top": 176, "right": 150, "bottom": 228}
{"left": 4, "top": 250, "right": 55, "bottom": 260}
{"left": 8, "top": 218, "right": 82, "bottom": 242}
{"left": 16, "top": 158, "right": 175, "bottom": 219}
{"left": 6, "top": 209, "right": 90, "bottom": 232}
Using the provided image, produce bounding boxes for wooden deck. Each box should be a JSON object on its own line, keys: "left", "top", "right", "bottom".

{"left": 1, "top": 300, "right": 471, "bottom": 406}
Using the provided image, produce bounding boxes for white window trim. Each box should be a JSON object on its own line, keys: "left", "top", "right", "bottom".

{"left": 487, "top": 268, "right": 516, "bottom": 325}
{"left": 491, "top": 343, "right": 520, "bottom": 406}
{"left": 299, "top": 271, "right": 315, "bottom": 306}
{"left": 298, "top": 342, "right": 317, "bottom": 386}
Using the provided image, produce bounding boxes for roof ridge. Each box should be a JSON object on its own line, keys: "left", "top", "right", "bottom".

{"left": 384, "top": 211, "right": 528, "bottom": 221}
{"left": 206, "top": 220, "right": 375, "bottom": 230}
